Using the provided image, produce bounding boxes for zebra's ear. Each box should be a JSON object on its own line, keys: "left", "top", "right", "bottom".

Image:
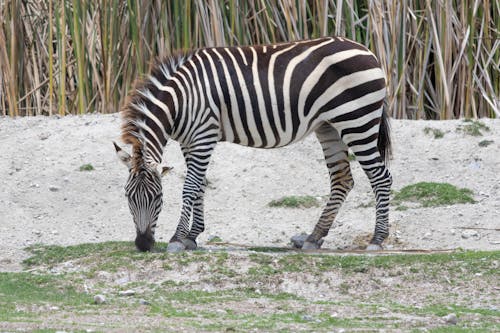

{"left": 114, "top": 141, "right": 132, "bottom": 169}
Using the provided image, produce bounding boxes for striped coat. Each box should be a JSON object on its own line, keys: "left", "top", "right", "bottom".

{"left": 116, "top": 37, "right": 392, "bottom": 252}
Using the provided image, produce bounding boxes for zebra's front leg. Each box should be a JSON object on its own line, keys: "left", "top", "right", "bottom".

{"left": 167, "top": 146, "right": 214, "bottom": 253}
{"left": 173, "top": 180, "right": 206, "bottom": 251}
{"left": 182, "top": 180, "right": 207, "bottom": 250}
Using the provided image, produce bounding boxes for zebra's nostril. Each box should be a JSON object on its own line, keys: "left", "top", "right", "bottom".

{"left": 135, "top": 232, "right": 155, "bottom": 252}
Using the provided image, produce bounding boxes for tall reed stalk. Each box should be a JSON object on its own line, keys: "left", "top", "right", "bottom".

{"left": 0, "top": 0, "right": 498, "bottom": 119}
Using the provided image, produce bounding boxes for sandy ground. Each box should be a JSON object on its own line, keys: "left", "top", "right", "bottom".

{"left": 1, "top": 114, "right": 499, "bottom": 271}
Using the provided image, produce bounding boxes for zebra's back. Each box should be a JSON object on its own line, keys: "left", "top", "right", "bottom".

{"left": 179, "top": 37, "right": 386, "bottom": 148}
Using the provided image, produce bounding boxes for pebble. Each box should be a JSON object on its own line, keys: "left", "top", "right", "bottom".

{"left": 461, "top": 230, "right": 479, "bottom": 239}
{"left": 119, "top": 289, "right": 135, "bottom": 296}
{"left": 442, "top": 313, "right": 458, "bottom": 325}
{"left": 49, "top": 185, "right": 60, "bottom": 192}
{"left": 93, "top": 294, "right": 106, "bottom": 304}
{"left": 139, "top": 299, "right": 150, "bottom": 305}
{"left": 301, "top": 314, "right": 314, "bottom": 321}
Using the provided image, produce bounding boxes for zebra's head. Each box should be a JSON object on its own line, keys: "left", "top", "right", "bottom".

{"left": 114, "top": 142, "right": 172, "bottom": 252}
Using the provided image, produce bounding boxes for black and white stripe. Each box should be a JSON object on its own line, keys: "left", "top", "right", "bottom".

{"left": 119, "top": 37, "right": 393, "bottom": 251}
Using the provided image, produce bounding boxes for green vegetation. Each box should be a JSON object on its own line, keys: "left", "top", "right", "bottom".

{"left": 393, "top": 182, "right": 475, "bottom": 208}
{"left": 424, "top": 127, "right": 445, "bottom": 139}
{"left": 1, "top": 1, "right": 498, "bottom": 119}
{"left": 207, "top": 236, "right": 223, "bottom": 244}
{"left": 0, "top": 272, "right": 91, "bottom": 321}
{"left": 457, "top": 120, "right": 491, "bottom": 136}
{"left": 79, "top": 163, "right": 94, "bottom": 171}
{"left": 268, "top": 195, "right": 320, "bottom": 208}
{"left": 478, "top": 139, "right": 494, "bottom": 147}
{"left": 3, "top": 242, "right": 498, "bottom": 331}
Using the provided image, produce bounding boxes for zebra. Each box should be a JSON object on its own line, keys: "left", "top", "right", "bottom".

{"left": 114, "top": 37, "right": 392, "bottom": 253}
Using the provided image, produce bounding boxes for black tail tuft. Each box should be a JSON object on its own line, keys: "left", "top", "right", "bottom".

{"left": 378, "top": 102, "right": 392, "bottom": 165}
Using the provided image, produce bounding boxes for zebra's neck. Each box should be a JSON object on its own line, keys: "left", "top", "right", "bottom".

{"left": 121, "top": 52, "right": 195, "bottom": 169}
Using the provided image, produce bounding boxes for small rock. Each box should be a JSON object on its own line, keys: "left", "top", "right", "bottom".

{"left": 49, "top": 185, "right": 60, "bottom": 192}
{"left": 443, "top": 313, "right": 458, "bottom": 325}
{"left": 93, "top": 294, "right": 106, "bottom": 304}
{"left": 461, "top": 230, "right": 478, "bottom": 239}
{"left": 139, "top": 299, "right": 150, "bottom": 305}
{"left": 301, "top": 314, "right": 314, "bottom": 321}
{"left": 38, "top": 132, "right": 50, "bottom": 140}
{"left": 119, "top": 289, "right": 135, "bottom": 296}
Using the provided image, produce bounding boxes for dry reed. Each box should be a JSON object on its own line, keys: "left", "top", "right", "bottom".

{"left": 0, "top": 0, "right": 498, "bottom": 118}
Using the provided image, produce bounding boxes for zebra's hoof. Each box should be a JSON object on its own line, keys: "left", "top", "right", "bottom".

{"left": 290, "top": 233, "right": 308, "bottom": 249}
{"left": 366, "top": 244, "right": 383, "bottom": 251}
{"left": 167, "top": 241, "right": 186, "bottom": 253}
{"left": 181, "top": 238, "right": 197, "bottom": 250}
{"left": 302, "top": 239, "right": 324, "bottom": 250}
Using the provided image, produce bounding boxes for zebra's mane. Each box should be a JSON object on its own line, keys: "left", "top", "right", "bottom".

{"left": 121, "top": 50, "right": 193, "bottom": 171}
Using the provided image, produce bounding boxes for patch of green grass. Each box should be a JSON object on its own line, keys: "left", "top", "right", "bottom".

{"left": 0, "top": 272, "right": 92, "bottom": 321}
{"left": 206, "top": 235, "right": 223, "bottom": 243}
{"left": 12, "top": 242, "right": 500, "bottom": 331}
{"left": 268, "top": 195, "right": 320, "bottom": 208}
{"left": 79, "top": 163, "right": 94, "bottom": 171}
{"left": 478, "top": 139, "right": 494, "bottom": 147}
{"left": 393, "top": 182, "right": 475, "bottom": 207}
{"left": 458, "top": 119, "right": 490, "bottom": 136}
{"left": 424, "top": 127, "right": 445, "bottom": 139}
{"left": 24, "top": 243, "right": 499, "bottom": 279}
{"left": 23, "top": 241, "right": 171, "bottom": 267}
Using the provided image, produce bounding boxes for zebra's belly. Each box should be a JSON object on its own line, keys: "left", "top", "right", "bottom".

{"left": 218, "top": 116, "right": 319, "bottom": 149}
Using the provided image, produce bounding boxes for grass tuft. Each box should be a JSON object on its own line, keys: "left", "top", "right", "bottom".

{"left": 478, "top": 140, "right": 494, "bottom": 147}
{"left": 423, "top": 127, "right": 445, "bottom": 139}
{"left": 79, "top": 163, "right": 94, "bottom": 171}
{"left": 268, "top": 195, "right": 320, "bottom": 208}
{"left": 457, "top": 120, "right": 490, "bottom": 136}
{"left": 393, "top": 182, "right": 475, "bottom": 208}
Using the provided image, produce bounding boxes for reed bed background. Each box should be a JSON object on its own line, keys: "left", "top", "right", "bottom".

{"left": 0, "top": 0, "right": 498, "bottom": 119}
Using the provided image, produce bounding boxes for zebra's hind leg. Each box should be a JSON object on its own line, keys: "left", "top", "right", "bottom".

{"left": 300, "top": 123, "right": 354, "bottom": 250}
{"left": 359, "top": 163, "right": 392, "bottom": 250}
{"left": 342, "top": 131, "right": 392, "bottom": 250}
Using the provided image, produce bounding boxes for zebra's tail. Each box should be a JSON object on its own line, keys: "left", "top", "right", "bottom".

{"left": 378, "top": 102, "right": 392, "bottom": 165}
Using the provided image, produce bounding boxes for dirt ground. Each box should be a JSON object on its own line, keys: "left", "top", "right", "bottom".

{"left": 1, "top": 114, "right": 500, "bottom": 272}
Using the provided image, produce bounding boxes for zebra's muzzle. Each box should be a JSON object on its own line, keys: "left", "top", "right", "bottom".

{"left": 135, "top": 231, "right": 155, "bottom": 252}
